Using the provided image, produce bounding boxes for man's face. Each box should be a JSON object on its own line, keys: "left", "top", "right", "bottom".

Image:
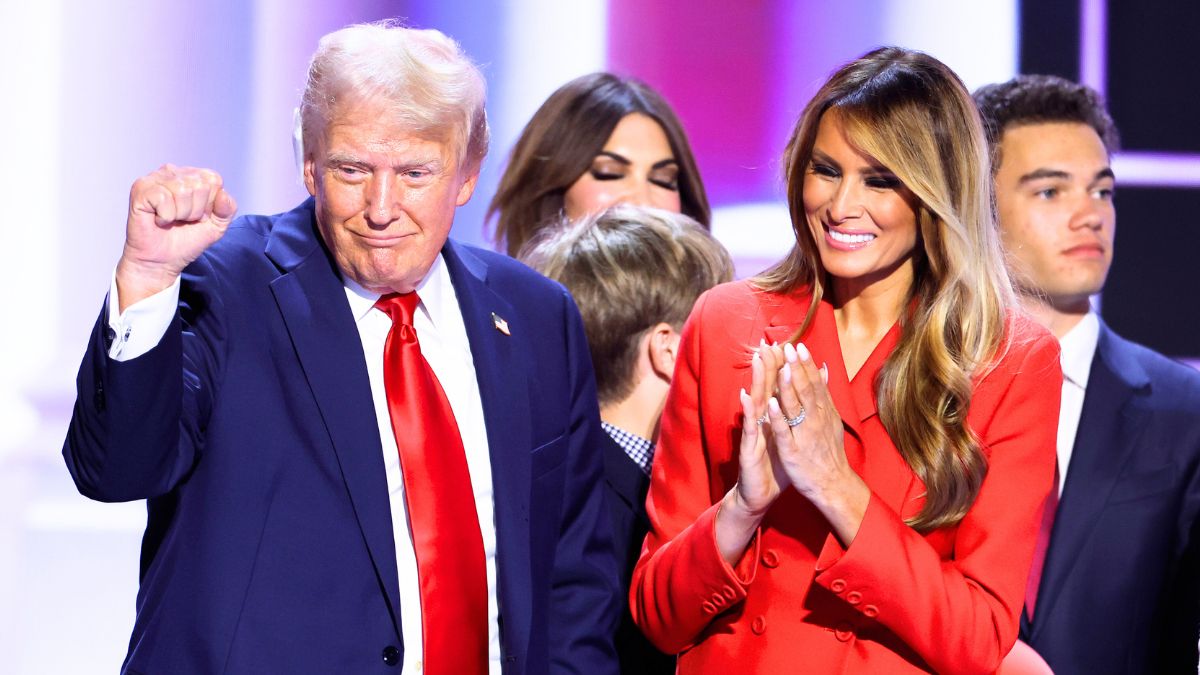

{"left": 303, "top": 100, "right": 478, "bottom": 295}
{"left": 994, "top": 122, "right": 1115, "bottom": 313}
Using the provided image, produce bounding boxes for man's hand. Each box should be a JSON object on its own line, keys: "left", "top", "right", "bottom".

{"left": 115, "top": 164, "right": 237, "bottom": 312}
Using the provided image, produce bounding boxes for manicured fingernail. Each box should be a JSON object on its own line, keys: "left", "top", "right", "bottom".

{"left": 784, "top": 342, "right": 798, "bottom": 364}
{"left": 768, "top": 396, "right": 781, "bottom": 414}
{"left": 797, "top": 342, "right": 811, "bottom": 362}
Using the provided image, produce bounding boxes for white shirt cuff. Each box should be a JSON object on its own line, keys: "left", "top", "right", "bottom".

{"left": 106, "top": 272, "right": 182, "bottom": 361}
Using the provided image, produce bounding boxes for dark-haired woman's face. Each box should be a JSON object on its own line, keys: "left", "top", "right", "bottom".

{"left": 563, "top": 113, "right": 682, "bottom": 219}
{"left": 803, "top": 111, "right": 919, "bottom": 295}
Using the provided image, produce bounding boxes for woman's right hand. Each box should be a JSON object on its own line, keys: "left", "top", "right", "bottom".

{"left": 716, "top": 341, "right": 792, "bottom": 564}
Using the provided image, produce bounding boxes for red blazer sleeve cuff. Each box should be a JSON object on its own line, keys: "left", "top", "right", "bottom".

{"left": 632, "top": 502, "right": 760, "bottom": 653}
{"left": 812, "top": 494, "right": 895, "bottom": 619}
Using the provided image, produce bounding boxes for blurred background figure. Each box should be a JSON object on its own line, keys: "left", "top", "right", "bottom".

{"left": 521, "top": 204, "right": 733, "bottom": 675}
{"left": 630, "top": 47, "right": 1062, "bottom": 673}
{"left": 976, "top": 74, "right": 1200, "bottom": 675}
{"left": 488, "top": 72, "right": 711, "bottom": 256}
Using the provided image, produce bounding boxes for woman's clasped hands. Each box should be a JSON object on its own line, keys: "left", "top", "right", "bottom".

{"left": 717, "top": 341, "right": 870, "bottom": 564}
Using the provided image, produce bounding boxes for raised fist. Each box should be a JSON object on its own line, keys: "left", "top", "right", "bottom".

{"left": 116, "top": 164, "right": 237, "bottom": 310}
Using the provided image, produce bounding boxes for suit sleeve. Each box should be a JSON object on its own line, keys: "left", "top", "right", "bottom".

{"left": 1154, "top": 368, "right": 1200, "bottom": 670}
{"left": 547, "top": 290, "right": 621, "bottom": 674}
{"left": 805, "top": 330, "right": 1062, "bottom": 674}
{"left": 630, "top": 290, "right": 759, "bottom": 654}
{"left": 62, "top": 256, "right": 226, "bottom": 502}
{"left": 1158, "top": 472, "right": 1200, "bottom": 670}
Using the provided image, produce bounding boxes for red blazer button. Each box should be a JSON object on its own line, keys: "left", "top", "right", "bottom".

{"left": 846, "top": 591, "right": 862, "bottom": 605}
{"left": 863, "top": 604, "right": 879, "bottom": 618}
{"left": 830, "top": 579, "right": 847, "bottom": 593}
{"left": 762, "top": 549, "right": 780, "bottom": 568}
{"left": 751, "top": 615, "right": 767, "bottom": 635}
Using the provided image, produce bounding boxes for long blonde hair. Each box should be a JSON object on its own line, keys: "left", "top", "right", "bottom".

{"left": 757, "top": 47, "right": 1015, "bottom": 532}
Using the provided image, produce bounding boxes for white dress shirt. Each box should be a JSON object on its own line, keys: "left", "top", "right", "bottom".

{"left": 1055, "top": 312, "right": 1101, "bottom": 496}
{"left": 107, "top": 253, "right": 502, "bottom": 673}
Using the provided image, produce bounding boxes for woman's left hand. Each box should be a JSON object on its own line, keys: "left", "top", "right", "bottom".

{"left": 765, "top": 341, "right": 871, "bottom": 545}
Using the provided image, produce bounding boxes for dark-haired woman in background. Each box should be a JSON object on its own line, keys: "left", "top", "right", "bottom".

{"left": 488, "top": 72, "right": 710, "bottom": 257}
{"left": 630, "top": 47, "right": 1061, "bottom": 674}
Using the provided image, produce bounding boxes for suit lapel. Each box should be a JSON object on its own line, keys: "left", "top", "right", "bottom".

{"left": 602, "top": 432, "right": 649, "bottom": 518}
{"left": 265, "top": 200, "right": 402, "bottom": 638}
{"left": 441, "top": 241, "right": 534, "bottom": 655}
{"left": 1029, "top": 323, "right": 1151, "bottom": 636}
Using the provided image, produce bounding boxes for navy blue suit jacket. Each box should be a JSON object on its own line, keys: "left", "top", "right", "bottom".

{"left": 63, "top": 199, "right": 620, "bottom": 674}
{"left": 599, "top": 433, "right": 673, "bottom": 675}
{"left": 1021, "top": 321, "right": 1200, "bottom": 673}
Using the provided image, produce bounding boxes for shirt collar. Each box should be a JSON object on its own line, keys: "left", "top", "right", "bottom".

{"left": 342, "top": 253, "right": 450, "bottom": 328}
{"left": 1058, "top": 311, "right": 1100, "bottom": 388}
{"left": 601, "top": 421, "right": 656, "bottom": 475}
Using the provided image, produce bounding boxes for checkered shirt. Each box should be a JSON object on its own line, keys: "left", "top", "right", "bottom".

{"left": 601, "top": 422, "right": 655, "bottom": 475}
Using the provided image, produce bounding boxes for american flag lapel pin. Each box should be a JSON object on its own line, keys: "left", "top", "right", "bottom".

{"left": 491, "top": 312, "right": 511, "bottom": 336}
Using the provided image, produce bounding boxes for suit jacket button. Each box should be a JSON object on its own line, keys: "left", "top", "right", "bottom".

{"left": 830, "top": 578, "right": 847, "bottom": 593}
{"left": 722, "top": 585, "right": 737, "bottom": 601}
{"left": 702, "top": 601, "right": 716, "bottom": 614}
{"left": 846, "top": 591, "right": 862, "bottom": 605}
{"left": 382, "top": 645, "right": 400, "bottom": 666}
{"left": 863, "top": 604, "right": 879, "bottom": 618}
{"left": 751, "top": 615, "right": 767, "bottom": 635}
{"left": 835, "top": 621, "right": 855, "bottom": 642}
{"left": 710, "top": 592, "right": 726, "bottom": 607}
{"left": 94, "top": 381, "right": 106, "bottom": 412}
{"left": 762, "top": 549, "right": 780, "bottom": 568}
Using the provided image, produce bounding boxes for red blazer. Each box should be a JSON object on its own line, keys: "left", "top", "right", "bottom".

{"left": 631, "top": 281, "right": 1061, "bottom": 674}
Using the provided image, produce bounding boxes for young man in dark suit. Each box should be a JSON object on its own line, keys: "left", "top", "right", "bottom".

{"left": 523, "top": 205, "right": 732, "bottom": 674}
{"left": 977, "top": 75, "right": 1200, "bottom": 674}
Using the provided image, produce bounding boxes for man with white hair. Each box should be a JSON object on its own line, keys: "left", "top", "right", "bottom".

{"left": 63, "top": 21, "right": 620, "bottom": 674}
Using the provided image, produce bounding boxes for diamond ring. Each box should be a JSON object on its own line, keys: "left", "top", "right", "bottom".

{"left": 785, "top": 408, "right": 806, "bottom": 427}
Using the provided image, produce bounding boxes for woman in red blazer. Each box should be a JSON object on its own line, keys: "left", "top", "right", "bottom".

{"left": 630, "top": 47, "right": 1062, "bottom": 674}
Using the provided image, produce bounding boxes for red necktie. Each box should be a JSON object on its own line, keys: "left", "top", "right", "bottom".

{"left": 375, "top": 293, "right": 487, "bottom": 675}
{"left": 1025, "top": 462, "right": 1059, "bottom": 620}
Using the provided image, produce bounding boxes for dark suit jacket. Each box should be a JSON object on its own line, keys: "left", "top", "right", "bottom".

{"left": 63, "top": 199, "right": 620, "bottom": 674}
{"left": 601, "top": 432, "right": 675, "bottom": 675}
{"left": 1021, "top": 321, "right": 1200, "bottom": 674}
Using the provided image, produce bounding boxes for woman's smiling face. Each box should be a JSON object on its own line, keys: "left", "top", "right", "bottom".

{"left": 802, "top": 110, "right": 921, "bottom": 295}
